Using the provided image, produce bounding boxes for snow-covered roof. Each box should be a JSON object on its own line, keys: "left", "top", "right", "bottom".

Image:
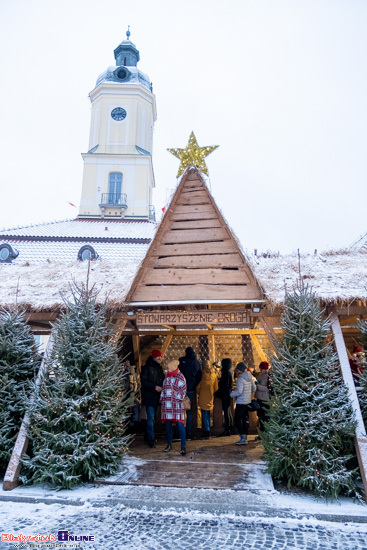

{"left": 0, "top": 259, "right": 142, "bottom": 311}
{"left": 0, "top": 219, "right": 156, "bottom": 240}
{"left": 1, "top": 244, "right": 366, "bottom": 310}
{"left": 0, "top": 218, "right": 154, "bottom": 307}
{"left": 0, "top": 213, "right": 366, "bottom": 310}
{"left": 249, "top": 249, "right": 367, "bottom": 305}
{"left": 0, "top": 240, "right": 150, "bottom": 263}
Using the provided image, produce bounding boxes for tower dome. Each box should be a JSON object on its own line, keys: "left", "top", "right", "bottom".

{"left": 95, "top": 27, "right": 152, "bottom": 91}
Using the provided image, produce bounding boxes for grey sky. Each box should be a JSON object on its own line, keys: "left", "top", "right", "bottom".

{"left": 0, "top": 0, "right": 366, "bottom": 253}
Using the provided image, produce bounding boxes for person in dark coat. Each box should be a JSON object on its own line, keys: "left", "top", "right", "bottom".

{"left": 255, "top": 361, "right": 271, "bottom": 433}
{"left": 178, "top": 346, "right": 202, "bottom": 439}
{"left": 140, "top": 349, "right": 165, "bottom": 448}
{"left": 215, "top": 358, "right": 234, "bottom": 436}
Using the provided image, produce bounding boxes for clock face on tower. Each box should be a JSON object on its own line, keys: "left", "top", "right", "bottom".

{"left": 111, "top": 107, "right": 127, "bottom": 121}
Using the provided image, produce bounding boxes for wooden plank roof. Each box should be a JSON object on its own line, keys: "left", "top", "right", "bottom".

{"left": 126, "top": 168, "right": 264, "bottom": 304}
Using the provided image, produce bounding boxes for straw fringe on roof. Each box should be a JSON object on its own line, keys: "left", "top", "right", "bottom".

{"left": 248, "top": 249, "right": 367, "bottom": 305}
{"left": 1, "top": 245, "right": 366, "bottom": 311}
{"left": 0, "top": 259, "right": 142, "bottom": 310}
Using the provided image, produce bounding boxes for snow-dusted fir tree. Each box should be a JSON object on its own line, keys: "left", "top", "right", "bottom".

{"left": 357, "top": 320, "right": 367, "bottom": 426}
{"left": 261, "top": 284, "right": 358, "bottom": 498}
{"left": 22, "top": 284, "right": 133, "bottom": 489}
{"left": 0, "top": 309, "right": 40, "bottom": 472}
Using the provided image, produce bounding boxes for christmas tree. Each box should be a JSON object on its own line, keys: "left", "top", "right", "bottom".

{"left": 357, "top": 319, "right": 367, "bottom": 426}
{"left": 21, "top": 284, "right": 133, "bottom": 490}
{"left": 0, "top": 309, "right": 40, "bottom": 472}
{"left": 261, "top": 284, "right": 359, "bottom": 498}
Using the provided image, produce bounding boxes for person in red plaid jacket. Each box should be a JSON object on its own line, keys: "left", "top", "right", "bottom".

{"left": 160, "top": 359, "right": 187, "bottom": 455}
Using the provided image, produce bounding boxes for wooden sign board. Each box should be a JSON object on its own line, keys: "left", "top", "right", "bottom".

{"left": 136, "top": 310, "right": 250, "bottom": 326}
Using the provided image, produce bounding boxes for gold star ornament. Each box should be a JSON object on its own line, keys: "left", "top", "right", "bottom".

{"left": 167, "top": 132, "right": 219, "bottom": 177}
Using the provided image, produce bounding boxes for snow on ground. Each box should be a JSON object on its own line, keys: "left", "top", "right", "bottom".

{"left": 1, "top": 492, "right": 367, "bottom": 550}
{"left": 2, "top": 463, "right": 367, "bottom": 550}
{"left": 2, "top": 459, "right": 367, "bottom": 519}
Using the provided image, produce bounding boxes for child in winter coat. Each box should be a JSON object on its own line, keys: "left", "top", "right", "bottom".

{"left": 196, "top": 361, "right": 219, "bottom": 439}
{"left": 230, "top": 362, "right": 256, "bottom": 445}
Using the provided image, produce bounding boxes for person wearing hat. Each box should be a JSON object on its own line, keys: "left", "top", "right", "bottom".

{"left": 215, "top": 358, "right": 234, "bottom": 436}
{"left": 160, "top": 359, "right": 187, "bottom": 455}
{"left": 230, "top": 362, "right": 256, "bottom": 445}
{"left": 255, "top": 361, "right": 271, "bottom": 434}
{"left": 349, "top": 345, "right": 365, "bottom": 382}
{"left": 140, "top": 349, "right": 165, "bottom": 448}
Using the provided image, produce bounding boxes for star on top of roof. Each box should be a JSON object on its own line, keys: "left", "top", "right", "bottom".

{"left": 167, "top": 131, "right": 219, "bottom": 177}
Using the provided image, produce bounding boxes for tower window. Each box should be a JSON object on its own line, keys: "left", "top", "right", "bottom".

{"left": 108, "top": 172, "right": 123, "bottom": 204}
{"left": 124, "top": 57, "right": 127, "bottom": 65}
{"left": 77, "top": 245, "right": 99, "bottom": 262}
{"left": 0, "top": 244, "right": 19, "bottom": 263}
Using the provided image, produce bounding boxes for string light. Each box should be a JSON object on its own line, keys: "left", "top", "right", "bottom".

{"left": 167, "top": 131, "right": 219, "bottom": 177}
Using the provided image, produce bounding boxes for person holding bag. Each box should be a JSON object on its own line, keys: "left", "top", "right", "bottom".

{"left": 160, "top": 359, "right": 187, "bottom": 455}
{"left": 230, "top": 362, "right": 256, "bottom": 445}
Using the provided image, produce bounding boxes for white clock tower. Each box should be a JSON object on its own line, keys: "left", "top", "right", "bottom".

{"left": 78, "top": 28, "right": 157, "bottom": 220}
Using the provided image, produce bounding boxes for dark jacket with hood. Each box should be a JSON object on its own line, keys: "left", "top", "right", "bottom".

{"left": 178, "top": 347, "right": 202, "bottom": 392}
{"left": 215, "top": 358, "right": 233, "bottom": 401}
{"left": 140, "top": 355, "right": 165, "bottom": 406}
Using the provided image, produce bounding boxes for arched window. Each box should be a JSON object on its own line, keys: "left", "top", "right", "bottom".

{"left": 108, "top": 172, "right": 123, "bottom": 204}
{"left": 77, "top": 245, "right": 99, "bottom": 262}
{"left": 0, "top": 243, "right": 19, "bottom": 263}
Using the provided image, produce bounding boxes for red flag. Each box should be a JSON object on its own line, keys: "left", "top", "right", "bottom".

{"left": 67, "top": 202, "right": 77, "bottom": 208}
{"left": 162, "top": 207, "right": 166, "bottom": 213}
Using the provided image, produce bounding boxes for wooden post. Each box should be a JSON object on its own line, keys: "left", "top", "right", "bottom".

{"left": 208, "top": 334, "right": 221, "bottom": 433}
{"left": 113, "top": 318, "right": 127, "bottom": 342}
{"left": 259, "top": 314, "right": 278, "bottom": 352}
{"left": 250, "top": 334, "right": 268, "bottom": 363}
{"left": 330, "top": 311, "right": 367, "bottom": 501}
{"left": 160, "top": 334, "right": 173, "bottom": 358}
{"left": 3, "top": 334, "right": 55, "bottom": 491}
{"left": 208, "top": 334, "right": 216, "bottom": 364}
{"left": 132, "top": 334, "right": 141, "bottom": 373}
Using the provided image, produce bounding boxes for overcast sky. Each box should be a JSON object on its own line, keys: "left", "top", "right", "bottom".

{"left": 0, "top": 0, "right": 366, "bottom": 253}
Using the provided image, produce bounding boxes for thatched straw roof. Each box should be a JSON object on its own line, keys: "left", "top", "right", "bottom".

{"left": 249, "top": 249, "right": 367, "bottom": 305}
{"left": 1, "top": 248, "right": 366, "bottom": 310}
{"left": 0, "top": 259, "right": 142, "bottom": 311}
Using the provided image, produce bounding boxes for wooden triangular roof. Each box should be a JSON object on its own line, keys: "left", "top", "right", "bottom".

{"left": 126, "top": 168, "right": 264, "bottom": 304}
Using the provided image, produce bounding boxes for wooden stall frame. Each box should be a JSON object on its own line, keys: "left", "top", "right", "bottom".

{"left": 330, "top": 311, "right": 367, "bottom": 501}
{"left": 3, "top": 334, "right": 55, "bottom": 491}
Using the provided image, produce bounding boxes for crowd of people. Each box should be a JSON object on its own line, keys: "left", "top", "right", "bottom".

{"left": 129, "top": 340, "right": 365, "bottom": 457}
{"left": 137, "top": 346, "right": 273, "bottom": 456}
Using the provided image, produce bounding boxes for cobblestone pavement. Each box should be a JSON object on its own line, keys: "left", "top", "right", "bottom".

{"left": 2, "top": 501, "right": 367, "bottom": 550}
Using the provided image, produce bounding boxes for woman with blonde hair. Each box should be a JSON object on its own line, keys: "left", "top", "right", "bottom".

{"left": 196, "top": 360, "right": 218, "bottom": 439}
{"left": 160, "top": 359, "right": 187, "bottom": 455}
